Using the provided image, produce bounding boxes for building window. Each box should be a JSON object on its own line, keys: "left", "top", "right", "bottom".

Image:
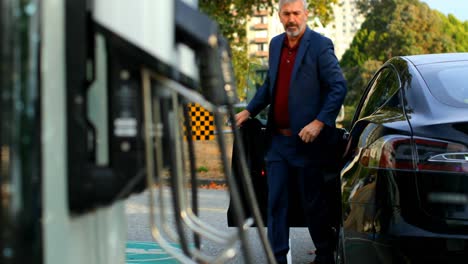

{"left": 252, "top": 15, "right": 267, "bottom": 24}
{"left": 257, "top": 43, "right": 266, "bottom": 51}
{"left": 255, "top": 30, "right": 268, "bottom": 38}
{"left": 254, "top": 16, "right": 261, "bottom": 24}
{"left": 250, "top": 44, "right": 258, "bottom": 52}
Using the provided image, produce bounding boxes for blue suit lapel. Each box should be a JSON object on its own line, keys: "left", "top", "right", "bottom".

{"left": 290, "top": 28, "right": 312, "bottom": 85}
{"left": 269, "top": 34, "right": 284, "bottom": 94}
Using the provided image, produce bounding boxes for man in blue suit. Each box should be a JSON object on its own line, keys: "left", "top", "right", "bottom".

{"left": 236, "top": 0, "right": 347, "bottom": 263}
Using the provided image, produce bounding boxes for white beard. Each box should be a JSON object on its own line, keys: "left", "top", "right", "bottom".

{"left": 285, "top": 24, "right": 304, "bottom": 38}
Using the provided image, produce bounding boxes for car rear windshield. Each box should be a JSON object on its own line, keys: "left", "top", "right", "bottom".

{"left": 418, "top": 61, "right": 468, "bottom": 108}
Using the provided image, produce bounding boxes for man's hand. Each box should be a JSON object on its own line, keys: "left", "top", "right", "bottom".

{"left": 235, "top": 109, "right": 251, "bottom": 127}
{"left": 298, "top": 119, "right": 324, "bottom": 143}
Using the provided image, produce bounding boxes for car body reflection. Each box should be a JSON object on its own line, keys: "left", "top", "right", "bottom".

{"left": 339, "top": 53, "right": 468, "bottom": 264}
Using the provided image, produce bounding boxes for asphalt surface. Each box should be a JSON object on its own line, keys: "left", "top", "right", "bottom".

{"left": 126, "top": 187, "right": 316, "bottom": 263}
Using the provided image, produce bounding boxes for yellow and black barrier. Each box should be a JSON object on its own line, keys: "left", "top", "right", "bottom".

{"left": 185, "top": 103, "right": 215, "bottom": 140}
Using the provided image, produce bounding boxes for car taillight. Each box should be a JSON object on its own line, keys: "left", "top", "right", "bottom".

{"left": 414, "top": 137, "right": 468, "bottom": 173}
{"left": 359, "top": 135, "right": 468, "bottom": 172}
{"left": 360, "top": 135, "right": 414, "bottom": 170}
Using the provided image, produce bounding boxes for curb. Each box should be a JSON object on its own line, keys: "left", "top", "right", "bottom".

{"left": 196, "top": 178, "right": 226, "bottom": 186}
{"left": 160, "top": 177, "right": 227, "bottom": 187}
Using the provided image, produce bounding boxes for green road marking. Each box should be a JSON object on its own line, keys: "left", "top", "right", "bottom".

{"left": 126, "top": 241, "right": 182, "bottom": 264}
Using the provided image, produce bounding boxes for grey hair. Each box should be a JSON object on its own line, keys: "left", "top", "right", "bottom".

{"left": 278, "top": 0, "right": 308, "bottom": 11}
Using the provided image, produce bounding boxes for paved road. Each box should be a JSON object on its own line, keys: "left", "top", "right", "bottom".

{"left": 126, "top": 187, "right": 316, "bottom": 263}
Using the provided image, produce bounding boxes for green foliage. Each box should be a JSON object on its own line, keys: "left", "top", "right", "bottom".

{"left": 199, "top": 0, "right": 273, "bottom": 102}
{"left": 197, "top": 166, "right": 209, "bottom": 173}
{"left": 340, "top": 0, "right": 468, "bottom": 111}
{"left": 199, "top": 0, "right": 273, "bottom": 44}
{"left": 342, "top": 104, "right": 357, "bottom": 130}
{"left": 231, "top": 48, "right": 253, "bottom": 101}
{"left": 438, "top": 13, "right": 468, "bottom": 52}
{"left": 309, "top": 0, "right": 340, "bottom": 25}
{"left": 342, "top": 59, "right": 382, "bottom": 106}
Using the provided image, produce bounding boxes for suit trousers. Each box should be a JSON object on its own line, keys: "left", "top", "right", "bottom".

{"left": 266, "top": 134, "right": 334, "bottom": 264}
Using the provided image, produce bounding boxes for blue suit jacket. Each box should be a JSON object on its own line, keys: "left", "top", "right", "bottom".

{"left": 246, "top": 27, "right": 347, "bottom": 136}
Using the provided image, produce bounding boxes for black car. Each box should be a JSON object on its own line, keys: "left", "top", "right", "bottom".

{"left": 338, "top": 53, "right": 468, "bottom": 263}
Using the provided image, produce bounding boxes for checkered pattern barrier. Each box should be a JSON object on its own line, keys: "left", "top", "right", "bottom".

{"left": 186, "top": 103, "right": 214, "bottom": 140}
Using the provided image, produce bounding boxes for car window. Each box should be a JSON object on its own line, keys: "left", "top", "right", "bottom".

{"left": 358, "top": 67, "right": 400, "bottom": 120}
{"left": 244, "top": 64, "right": 269, "bottom": 123}
{"left": 418, "top": 61, "right": 468, "bottom": 108}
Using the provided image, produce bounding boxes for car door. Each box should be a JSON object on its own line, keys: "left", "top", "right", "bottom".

{"left": 340, "top": 65, "right": 412, "bottom": 263}
{"left": 227, "top": 65, "right": 305, "bottom": 228}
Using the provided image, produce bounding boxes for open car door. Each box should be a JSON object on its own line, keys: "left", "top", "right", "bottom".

{"left": 227, "top": 118, "right": 308, "bottom": 227}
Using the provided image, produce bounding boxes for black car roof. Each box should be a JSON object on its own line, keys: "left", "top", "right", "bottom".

{"left": 403, "top": 52, "right": 468, "bottom": 66}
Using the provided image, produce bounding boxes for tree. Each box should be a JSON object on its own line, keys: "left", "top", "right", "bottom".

{"left": 438, "top": 13, "right": 468, "bottom": 52}
{"left": 199, "top": 0, "right": 338, "bottom": 100}
{"left": 340, "top": 0, "right": 468, "bottom": 107}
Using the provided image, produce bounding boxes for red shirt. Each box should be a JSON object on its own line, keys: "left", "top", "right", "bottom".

{"left": 273, "top": 38, "right": 300, "bottom": 128}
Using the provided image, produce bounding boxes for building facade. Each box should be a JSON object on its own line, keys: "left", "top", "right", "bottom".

{"left": 246, "top": 8, "right": 283, "bottom": 63}
{"left": 325, "top": 0, "right": 365, "bottom": 59}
